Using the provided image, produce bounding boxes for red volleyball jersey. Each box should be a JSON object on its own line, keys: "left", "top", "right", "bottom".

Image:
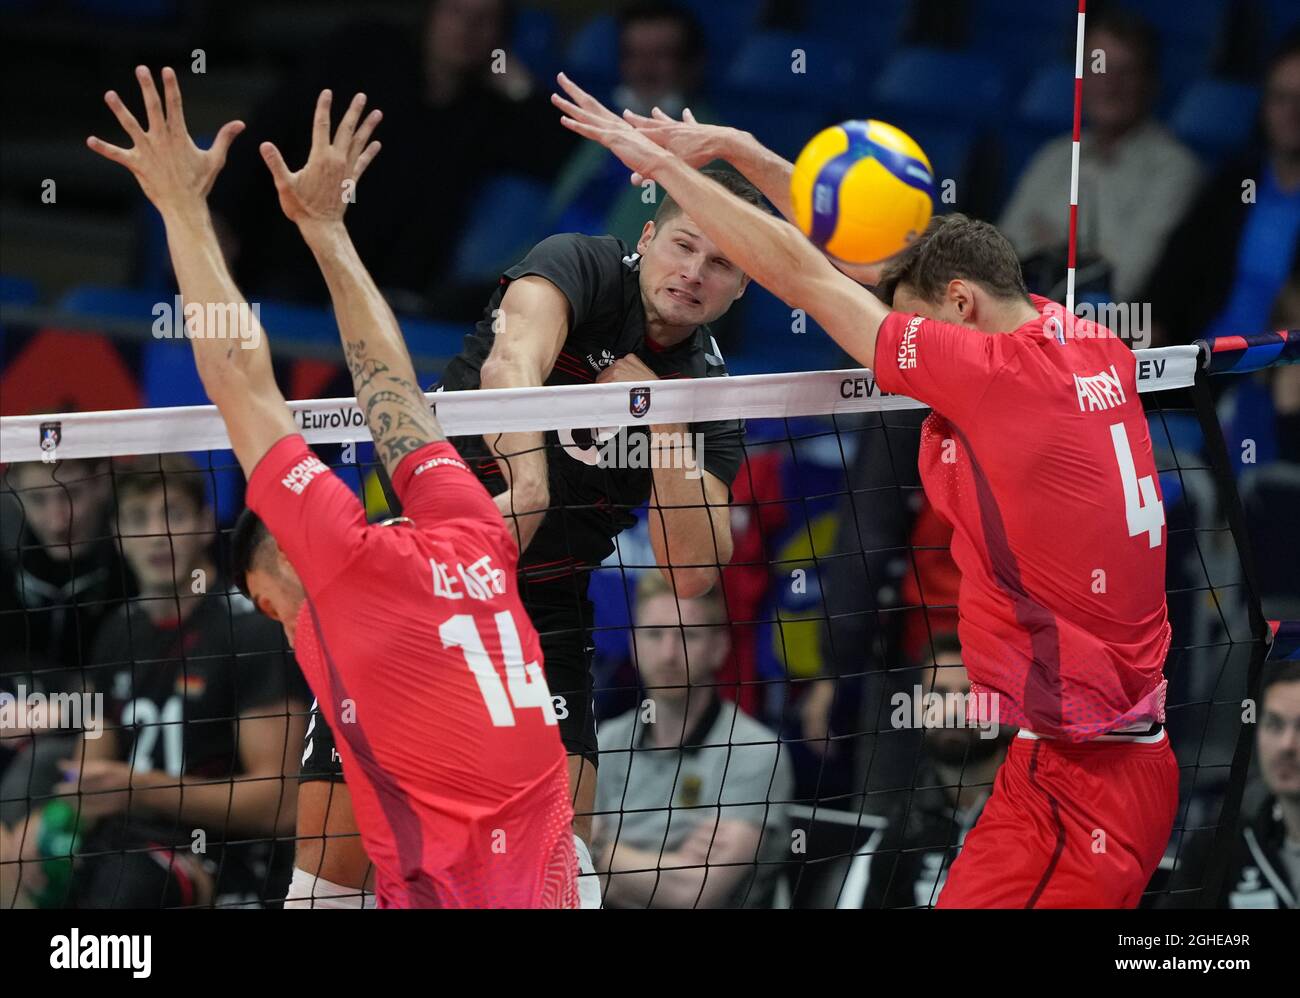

{"left": 248, "top": 434, "right": 578, "bottom": 908}
{"left": 873, "top": 295, "right": 1170, "bottom": 739}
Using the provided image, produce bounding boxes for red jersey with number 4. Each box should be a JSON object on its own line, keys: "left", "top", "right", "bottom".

{"left": 247, "top": 434, "right": 578, "bottom": 908}
{"left": 873, "top": 295, "right": 1169, "bottom": 739}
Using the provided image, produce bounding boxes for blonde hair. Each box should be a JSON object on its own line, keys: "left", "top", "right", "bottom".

{"left": 634, "top": 570, "right": 728, "bottom": 624}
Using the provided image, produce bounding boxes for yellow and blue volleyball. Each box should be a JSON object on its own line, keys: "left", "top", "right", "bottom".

{"left": 790, "top": 120, "right": 935, "bottom": 265}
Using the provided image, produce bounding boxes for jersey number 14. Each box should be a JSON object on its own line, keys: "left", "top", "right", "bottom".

{"left": 440, "top": 611, "right": 558, "bottom": 727}
{"left": 1109, "top": 421, "right": 1165, "bottom": 549}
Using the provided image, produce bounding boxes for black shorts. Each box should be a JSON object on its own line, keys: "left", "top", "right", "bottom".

{"left": 300, "top": 596, "right": 599, "bottom": 782}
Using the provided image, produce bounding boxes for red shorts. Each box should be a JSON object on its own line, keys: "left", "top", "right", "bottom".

{"left": 936, "top": 729, "right": 1179, "bottom": 909}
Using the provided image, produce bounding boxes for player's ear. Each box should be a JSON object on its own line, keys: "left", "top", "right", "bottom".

{"left": 636, "top": 220, "right": 656, "bottom": 256}
{"left": 948, "top": 279, "right": 973, "bottom": 321}
{"left": 733, "top": 272, "right": 751, "bottom": 300}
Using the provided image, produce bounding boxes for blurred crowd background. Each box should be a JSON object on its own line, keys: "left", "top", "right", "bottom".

{"left": 1, "top": 0, "right": 1298, "bottom": 908}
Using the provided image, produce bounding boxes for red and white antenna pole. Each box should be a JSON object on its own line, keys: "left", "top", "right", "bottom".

{"left": 1067, "top": 0, "right": 1087, "bottom": 315}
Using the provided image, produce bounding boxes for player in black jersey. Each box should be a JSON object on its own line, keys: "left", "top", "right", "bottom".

{"left": 0, "top": 456, "right": 308, "bottom": 907}
{"left": 294, "top": 167, "right": 760, "bottom": 908}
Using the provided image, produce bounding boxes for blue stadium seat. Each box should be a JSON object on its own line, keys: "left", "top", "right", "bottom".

{"left": 449, "top": 174, "right": 555, "bottom": 284}
{"left": 1264, "top": 0, "right": 1300, "bottom": 36}
{"left": 873, "top": 113, "right": 978, "bottom": 195}
{"left": 1125, "top": 0, "right": 1227, "bottom": 47}
{"left": 871, "top": 48, "right": 1009, "bottom": 124}
{"left": 724, "top": 32, "right": 864, "bottom": 106}
{"left": 58, "top": 284, "right": 170, "bottom": 322}
{"left": 713, "top": 99, "right": 832, "bottom": 162}
{"left": 678, "top": 0, "right": 765, "bottom": 86}
{"left": 512, "top": 7, "right": 558, "bottom": 82}
{"left": 968, "top": 1, "right": 1074, "bottom": 73}
{"left": 398, "top": 316, "right": 469, "bottom": 365}
{"left": 736, "top": 285, "right": 845, "bottom": 372}
{"left": 57, "top": 284, "right": 342, "bottom": 350}
{"left": 69, "top": 0, "right": 178, "bottom": 19}
{"left": 565, "top": 15, "right": 620, "bottom": 89}
{"left": 1018, "top": 62, "right": 1076, "bottom": 131}
{"left": 1170, "top": 79, "right": 1261, "bottom": 162}
{"left": 0, "top": 275, "right": 37, "bottom": 306}
{"left": 803, "top": 0, "right": 909, "bottom": 51}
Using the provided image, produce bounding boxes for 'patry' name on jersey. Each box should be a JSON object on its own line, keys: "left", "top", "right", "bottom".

{"left": 431, "top": 554, "right": 507, "bottom": 601}
{"left": 1074, "top": 364, "right": 1128, "bottom": 413}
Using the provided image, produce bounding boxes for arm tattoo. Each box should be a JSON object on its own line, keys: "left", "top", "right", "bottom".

{"left": 342, "top": 335, "right": 445, "bottom": 477}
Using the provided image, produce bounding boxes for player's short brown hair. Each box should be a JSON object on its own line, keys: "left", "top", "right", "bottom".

{"left": 114, "top": 453, "right": 208, "bottom": 513}
{"left": 653, "top": 166, "right": 768, "bottom": 228}
{"left": 635, "top": 569, "right": 728, "bottom": 624}
{"left": 877, "top": 213, "right": 1030, "bottom": 306}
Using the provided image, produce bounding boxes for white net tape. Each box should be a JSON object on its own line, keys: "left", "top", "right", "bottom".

{"left": 0, "top": 347, "right": 1199, "bottom": 462}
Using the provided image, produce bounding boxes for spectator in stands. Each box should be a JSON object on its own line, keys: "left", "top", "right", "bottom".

{"left": 594, "top": 571, "right": 793, "bottom": 908}
{"left": 1220, "top": 662, "right": 1300, "bottom": 908}
{"left": 550, "top": 2, "right": 712, "bottom": 243}
{"left": 1162, "top": 662, "right": 1300, "bottom": 909}
{"left": 210, "top": 0, "right": 575, "bottom": 315}
{"left": 999, "top": 8, "right": 1201, "bottom": 302}
{"left": 1143, "top": 33, "right": 1300, "bottom": 346}
{"left": 0, "top": 457, "right": 308, "bottom": 908}
{"left": 862, "top": 635, "right": 1011, "bottom": 908}
{"left": 1220, "top": 277, "right": 1300, "bottom": 474}
{"left": 0, "top": 458, "right": 127, "bottom": 775}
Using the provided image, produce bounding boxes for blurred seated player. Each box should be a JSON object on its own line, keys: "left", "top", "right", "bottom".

{"left": 863, "top": 635, "right": 1011, "bottom": 909}
{"left": 303, "top": 171, "right": 754, "bottom": 904}
{"left": 1141, "top": 34, "right": 1300, "bottom": 348}
{"left": 561, "top": 79, "right": 1178, "bottom": 908}
{"left": 209, "top": 0, "right": 574, "bottom": 314}
{"left": 1, "top": 458, "right": 128, "bottom": 772}
{"left": 550, "top": 1, "right": 714, "bottom": 242}
{"left": 0, "top": 455, "right": 307, "bottom": 908}
{"left": 81, "top": 66, "right": 578, "bottom": 907}
{"left": 998, "top": 9, "right": 1200, "bottom": 303}
{"left": 1163, "top": 661, "right": 1300, "bottom": 908}
{"left": 594, "top": 572, "right": 793, "bottom": 908}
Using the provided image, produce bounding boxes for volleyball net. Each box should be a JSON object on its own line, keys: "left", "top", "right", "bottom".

{"left": 0, "top": 334, "right": 1291, "bottom": 908}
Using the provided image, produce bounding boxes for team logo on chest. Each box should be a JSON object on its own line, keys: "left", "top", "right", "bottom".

{"left": 629, "top": 386, "right": 651, "bottom": 418}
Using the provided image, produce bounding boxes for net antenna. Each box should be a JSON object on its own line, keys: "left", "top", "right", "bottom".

{"left": 1066, "top": 0, "right": 1088, "bottom": 316}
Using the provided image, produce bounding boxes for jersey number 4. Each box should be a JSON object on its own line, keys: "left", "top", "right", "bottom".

{"left": 440, "top": 611, "right": 558, "bottom": 727}
{"left": 1109, "top": 422, "right": 1165, "bottom": 549}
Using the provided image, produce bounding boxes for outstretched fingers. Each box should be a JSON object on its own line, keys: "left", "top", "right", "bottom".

{"left": 259, "top": 140, "right": 294, "bottom": 189}
{"left": 209, "top": 119, "right": 245, "bottom": 165}
{"left": 310, "top": 89, "right": 333, "bottom": 154}
{"left": 86, "top": 135, "right": 133, "bottom": 168}
{"left": 349, "top": 109, "right": 382, "bottom": 165}
{"left": 354, "top": 140, "right": 382, "bottom": 181}
{"left": 103, "top": 90, "right": 145, "bottom": 144}
{"left": 160, "top": 67, "right": 187, "bottom": 134}
{"left": 134, "top": 65, "right": 165, "bottom": 131}
{"left": 335, "top": 92, "right": 367, "bottom": 151}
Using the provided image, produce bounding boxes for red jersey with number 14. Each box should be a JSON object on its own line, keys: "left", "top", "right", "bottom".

{"left": 873, "top": 295, "right": 1169, "bottom": 739}
{"left": 247, "top": 434, "right": 578, "bottom": 908}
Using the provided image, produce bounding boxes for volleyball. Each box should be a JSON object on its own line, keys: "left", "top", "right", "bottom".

{"left": 790, "top": 119, "right": 936, "bottom": 265}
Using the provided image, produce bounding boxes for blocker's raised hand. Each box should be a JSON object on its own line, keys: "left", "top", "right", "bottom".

{"left": 87, "top": 66, "right": 245, "bottom": 211}
{"left": 552, "top": 73, "right": 672, "bottom": 181}
{"left": 620, "top": 106, "right": 733, "bottom": 184}
{"left": 259, "top": 90, "right": 382, "bottom": 228}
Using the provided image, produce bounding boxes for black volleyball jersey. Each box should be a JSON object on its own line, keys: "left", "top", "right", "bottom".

{"left": 439, "top": 233, "right": 745, "bottom": 587}
{"left": 88, "top": 589, "right": 308, "bottom": 780}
